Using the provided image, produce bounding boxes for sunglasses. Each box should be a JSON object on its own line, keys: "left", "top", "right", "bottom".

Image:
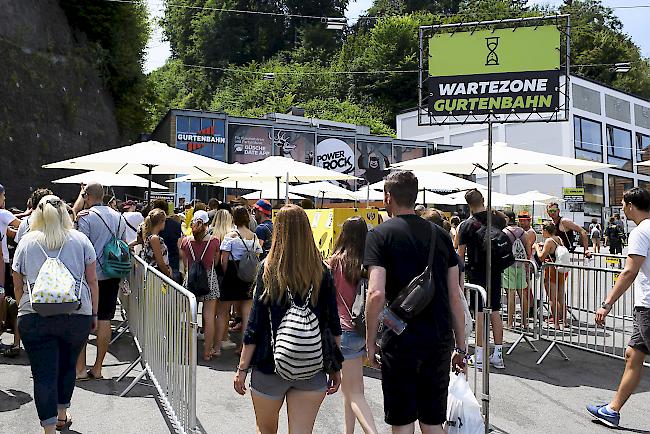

{"left": 39, "top": 199, "right": 62, "bottom": 210}
{"left": 547, "top": 208, "right": 559, "bottom": 213}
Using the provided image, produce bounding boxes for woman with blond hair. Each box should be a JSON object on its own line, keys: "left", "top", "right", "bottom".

{"left": 12, "top": 195, "right": 99, "bottom": 433}
{"left": 234, "top": 204, "right": 342, "bottom": 434}
{"left": 329, "top": 217, "right": 378, "bottom": 434}
{"left": 139, "top": 208, "right": 171, "bottom": 278}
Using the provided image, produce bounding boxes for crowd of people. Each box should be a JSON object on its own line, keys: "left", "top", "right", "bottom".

{"left": 1, "top": 174, "right": 648, "bottom": 432}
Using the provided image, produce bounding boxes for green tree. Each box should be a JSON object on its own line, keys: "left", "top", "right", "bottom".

{"left": 60, "top": 0, "right": 150, "bottom": 136}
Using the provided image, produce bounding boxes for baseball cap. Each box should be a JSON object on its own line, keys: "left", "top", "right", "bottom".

{"left": 0, "top": 184, "right": 4, "bottom": 194}
{"left": 253, "top": 199, "right": 272, "bottom": 216}
{"left": 122, "top": 200, "right": 135, "bottom": 210}
{"left": 192, "top": 210, "right": 210, "bottom": 224}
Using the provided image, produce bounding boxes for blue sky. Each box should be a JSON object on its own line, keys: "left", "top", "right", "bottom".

{"left": 145, "top": 0, "right": 649, "bottom": 72}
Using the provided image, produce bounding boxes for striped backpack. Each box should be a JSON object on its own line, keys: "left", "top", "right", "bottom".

{"left": 271, "top": 286, "right": 324, "bottom": 381}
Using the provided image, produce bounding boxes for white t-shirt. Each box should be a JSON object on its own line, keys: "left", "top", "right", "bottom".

{"left": 123, "top": 212, "right": 144, "bottom": 244}
{"left": 626, "top": 218, "right": 650, "bottom": 308}
{"left": 0, "top": 209, "right": 17, "bottom": 263}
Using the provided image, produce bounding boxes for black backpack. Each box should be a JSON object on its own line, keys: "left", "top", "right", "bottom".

{"left": 186, "top": 237, "right": 212, "bottom": 297}
{"left": 471, "top": 218, "right": 514, "bottom": 273}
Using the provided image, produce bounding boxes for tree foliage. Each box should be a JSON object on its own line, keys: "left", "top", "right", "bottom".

{"left": 59, "top": 0, "right": 150, "bottom": 137}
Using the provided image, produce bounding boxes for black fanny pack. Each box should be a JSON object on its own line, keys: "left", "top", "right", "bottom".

{"left": 389, "top": 222, "right": 438, "bottom": 320}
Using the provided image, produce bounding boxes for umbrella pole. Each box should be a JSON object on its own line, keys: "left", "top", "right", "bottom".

{"left": 147, "top": 164, "right": 153, "bottom": 204}
{"left": 485, "top": 120, "right": 493, "bottom": 423}
{"left": 285, "top": 172, "right": 289, "bottom": 205}
{"left": 276, "top": 177, "right": 281, "bottom": 205}
{"left": 366, "top": 186, "right": 370, "bottom": 208}
{"left": 423, "top": 189, "right": 427, "bottom": 206}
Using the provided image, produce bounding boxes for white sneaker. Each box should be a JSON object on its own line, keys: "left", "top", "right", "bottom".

{"left": 490, "top": 353, "right": 505, "bottom": 369}
{"left": 221, "top": 340, "right": 237, "bottom": 350}
{"left": 468, "top": 355, "right": 483, "bottom": 370}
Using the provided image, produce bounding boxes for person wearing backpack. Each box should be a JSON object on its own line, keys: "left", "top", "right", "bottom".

{"left": 605, "top": 216, "right": 625, "bottom": 255}
{"left": 328, "top": 217, "right": 378, "bottom": 434}
{"left": 233, "top": 204, "right": 342, "bottom": 434}
{"left": 457, "top": 189, "right": 509, "bottom": 370}
{"left": 74, "top": 182, "right": 128, "bottom": 381}
{"left": 534, "top": 222, "right": 569, "bottom": 329}
{"left": 180, "top": 210, "right": 221, "bottom": 361}
{"left": 218, "top": 206, "right": 262, "bottom": 354}
{"left": 589, "top": 219, "right": 602, "bottom": 254}
{"left": 502, "top": 211, "right": 533, "bottom": 330}
{"left": 12, "top": 195, "right": 99, "bottom": 433}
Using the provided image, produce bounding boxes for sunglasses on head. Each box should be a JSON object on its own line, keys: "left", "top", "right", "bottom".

{"left": 39, "top": 199, "right": 62, "bottom": 210}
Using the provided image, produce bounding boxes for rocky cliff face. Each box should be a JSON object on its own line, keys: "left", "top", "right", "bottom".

{"left": 0, "top": 0, "right": 122, "bottom": 207}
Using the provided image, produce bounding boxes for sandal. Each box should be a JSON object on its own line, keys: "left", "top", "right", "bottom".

{"left": 56, "top": 414, "right": 72, "bottom": 431}
{"left": 1, "top": 346, "right": 20, "bottom": 358}
{"left": 77, "top": 369, "right": 103, "bottom": 381}
{"left": 210, "top": 348, "right": 221, "bottom": 358}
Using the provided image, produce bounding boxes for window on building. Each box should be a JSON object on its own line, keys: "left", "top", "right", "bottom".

{"left": 576, "top": 171, "right": 604, "bottom": 217}
{"left": 574, "top": 116, "right": 602, "bottom": 162}
{"left": 639, "top": 180, "right": 650, "bottom": 192}
{"left": 607, "top": 125, "right": 633, "bottom": 171}
{"left": 637, "top": 133, "right": 650, "bottom": 176}
{"left": 608, "top": 175, "right": 634, "bottom": 206}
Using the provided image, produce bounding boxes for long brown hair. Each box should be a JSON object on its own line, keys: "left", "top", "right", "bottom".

{"left": 262, "top": 204, "right": 323, "bottom": 305}
{"left": 329, "top": 217, "right": 367, "bottom": 285}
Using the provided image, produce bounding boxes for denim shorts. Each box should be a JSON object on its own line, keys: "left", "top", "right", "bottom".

{"left": 250, "top": 369, "right": 327, "bottom": 400}
{"left": 341, "top": 330, "right": 366, "bottom": 360}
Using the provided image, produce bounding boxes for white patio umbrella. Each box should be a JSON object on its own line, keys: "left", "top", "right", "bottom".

{"left": 238, "top": 156, "right": 358, "bottom": 203}
{"left": 352, "top": 186, "right": 385, "bottom": 203}
{"left": 290, "top": 182, "right": 358, "bottom": 204}
{"left": 393, "top": 141, "right": 614, "bottom": 175}
{"left": 242, "top": 189, "right": 304, "bottom": 201}
{"left": 43, "top": 141, "right": 246, "bottom": 201}
{"left": 445, "top": 189, "right": 518, "bottom": 208}
{"left": 510, "top": 190, "right": 564, "bottom": 205}
{"left": 52, "top": 171, "right": 168, "bottom": 190}
{"left": 368, "top": 171, "right": 484, "bottom": 193}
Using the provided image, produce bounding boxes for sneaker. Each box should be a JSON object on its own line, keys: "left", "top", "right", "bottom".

{"left": 587, "top": 404, "right": 620, "bottom": 428}
{"left": 197, "top": 331, "right": 205, "bottom": 341}
{"left": 490, "top": 353, "right": 505, "bottom": 369}
{"left": 221, "top": 340, "right": 237, "bottom": 350}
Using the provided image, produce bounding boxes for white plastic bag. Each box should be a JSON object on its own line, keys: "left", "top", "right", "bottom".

{"left": 446, "top": 373, "right": 485, "bottom": 434}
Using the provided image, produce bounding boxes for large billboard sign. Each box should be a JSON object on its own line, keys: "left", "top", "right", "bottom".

{"left": 316, "top": 136, "right": 356, "bottom": 189}
{"left": 273, "top": 130, "right": 315, "bottom": 164}
{"left": 356, "top": 141, "right": 391, "bottom": 187}
{"left": 229, "top": 124, "right": 273, "bottom": 164}
{"left": 419, "top": 16, "right": 569, "bottom": 125}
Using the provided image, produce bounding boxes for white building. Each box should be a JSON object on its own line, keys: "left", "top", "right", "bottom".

{"left": 397, "top": 75, "right": 650, "bottom": 224}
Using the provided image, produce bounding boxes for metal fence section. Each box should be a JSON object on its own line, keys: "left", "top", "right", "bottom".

{"left": 465, "top": 283, "right": 490, "bottom": 434}
{"left": 536, "top": 261, "right": 648, "bottom": 367}
{"left": 571, "top": 251, "right": 626, "bottom": 270}
{"left": 117, "top": 255, "right": 199, "bottom": 434}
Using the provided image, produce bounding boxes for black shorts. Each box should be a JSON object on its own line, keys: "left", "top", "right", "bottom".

{"left": 380, "top": 339, "right": 452, "bottom": 426}
{"left": 219, "top": 261, "right": 253, "bottom": 302}
{"left": 4, "top": 263, "right": 15, "bottom": 299}
{"left": 467, "top": 273, "right": 502, "bottom": 312}
{"left": 97, "top": 278, "right": 121, "bottom": 321}
{"left": 629, "top": 307, "right": 650, "bottom": 355}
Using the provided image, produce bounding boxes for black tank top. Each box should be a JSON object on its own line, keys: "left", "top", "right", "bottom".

{"left": 556, "top": 217, "right": 575, "bottom": 252}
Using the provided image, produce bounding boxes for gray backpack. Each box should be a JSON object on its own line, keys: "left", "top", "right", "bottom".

{"left": 235, "top": 231, "right": 260, "bottom": 283}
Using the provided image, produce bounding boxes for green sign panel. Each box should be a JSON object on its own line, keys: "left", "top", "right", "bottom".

{"left": 429, "top": 26, "right": 560, "bottom": 77}
{"left": 563, "top": 187, "right": 585, "bottom": 203}
{"left": 426, "top": 25, "right": 561, "bottom": 117}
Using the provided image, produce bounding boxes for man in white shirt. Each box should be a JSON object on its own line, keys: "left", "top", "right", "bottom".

{"left": 587, "top": 187, "right": 650, "bottom": 427}
{"left": 121, "top": 200, "right": 144, "bottom": 244}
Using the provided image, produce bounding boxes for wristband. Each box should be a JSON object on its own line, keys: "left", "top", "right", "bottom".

{"left": 92, "top": 314, "right": 98, "bottom": 317}
{"left": 453, "top": 347, "right": 467, "bottom": 355}
{"left": 237, "top": 366, "right": 250, "bottom": 373}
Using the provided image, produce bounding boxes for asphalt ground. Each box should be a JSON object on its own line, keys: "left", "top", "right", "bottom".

{"left": 2, "top": 324, "right": 649, "bottom": 433}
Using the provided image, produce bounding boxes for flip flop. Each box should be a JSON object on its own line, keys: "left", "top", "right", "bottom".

{"left": 77, "top": 369, "right": 103, "bottom": 381}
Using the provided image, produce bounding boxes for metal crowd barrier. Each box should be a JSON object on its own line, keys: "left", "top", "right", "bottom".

{"left": 501, "top": 259, "right": 540, "bottom": 355}
{"left": 571, "top": 251, "right": 626, "bottom": 270}
{"left": 465, "top": 283, "right": 490, "bottom": 434}
{"left": 536, "top": 261, "right": 648, "bottom": 367}
{"left": 116, "top": 255, "right": 199, "bottom": 434}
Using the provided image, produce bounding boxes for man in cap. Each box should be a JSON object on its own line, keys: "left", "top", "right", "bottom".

{"left": 253, "top": 200, "right": 273, "bottom": 260}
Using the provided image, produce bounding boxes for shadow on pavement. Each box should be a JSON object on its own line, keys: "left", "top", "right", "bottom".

{"left": 591, "top": 419, "right": 650, "bottom": 434}
{"left": 75, "top": 376, "right": 157, "bottom": 399}
{"left": 500, "top": 343, "right": 650, "bottom": 391}
{"left": 0, "top": 389, "right": 32, "bottom": 412}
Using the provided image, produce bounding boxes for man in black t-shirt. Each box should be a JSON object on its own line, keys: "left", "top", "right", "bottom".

{"left": 457, "top": 188, "right": 507, "bottom": 370}
{"left": 365, "top": 171, "right": 467, "bottom": 432}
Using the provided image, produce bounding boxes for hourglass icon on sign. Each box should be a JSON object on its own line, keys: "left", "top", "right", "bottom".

{"left": 485, "top": 37, "right": 500, "bottom": 66}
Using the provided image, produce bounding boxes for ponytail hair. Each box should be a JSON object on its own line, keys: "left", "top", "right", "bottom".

{"left": 27, "top": 195, "right": 73, "bottom": 250}
{"left": 142, "top": 209, "right": 166, "bottom": 243}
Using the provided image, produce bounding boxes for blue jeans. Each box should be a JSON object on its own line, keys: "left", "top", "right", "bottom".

{"left": 18, "top": 314, "right": 92, "bottom": 427}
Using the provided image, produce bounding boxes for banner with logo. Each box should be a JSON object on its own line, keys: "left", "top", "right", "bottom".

{"left": 273, "top": 130, "right": 315, "bottom": 165}
{"left": 229, "top": 124, "right": 273, "bottom": 164}
{"left": 175, "top": 116, "right": 226, "bottom": 160}
{"left": 316, "top": 136, "right": 356, "bottom": 189}
{"left": 356, "top": 141, "right": 391, "bottom": 187}
{"left": 426, "top": 25, "right": 561, "bottom": 117}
